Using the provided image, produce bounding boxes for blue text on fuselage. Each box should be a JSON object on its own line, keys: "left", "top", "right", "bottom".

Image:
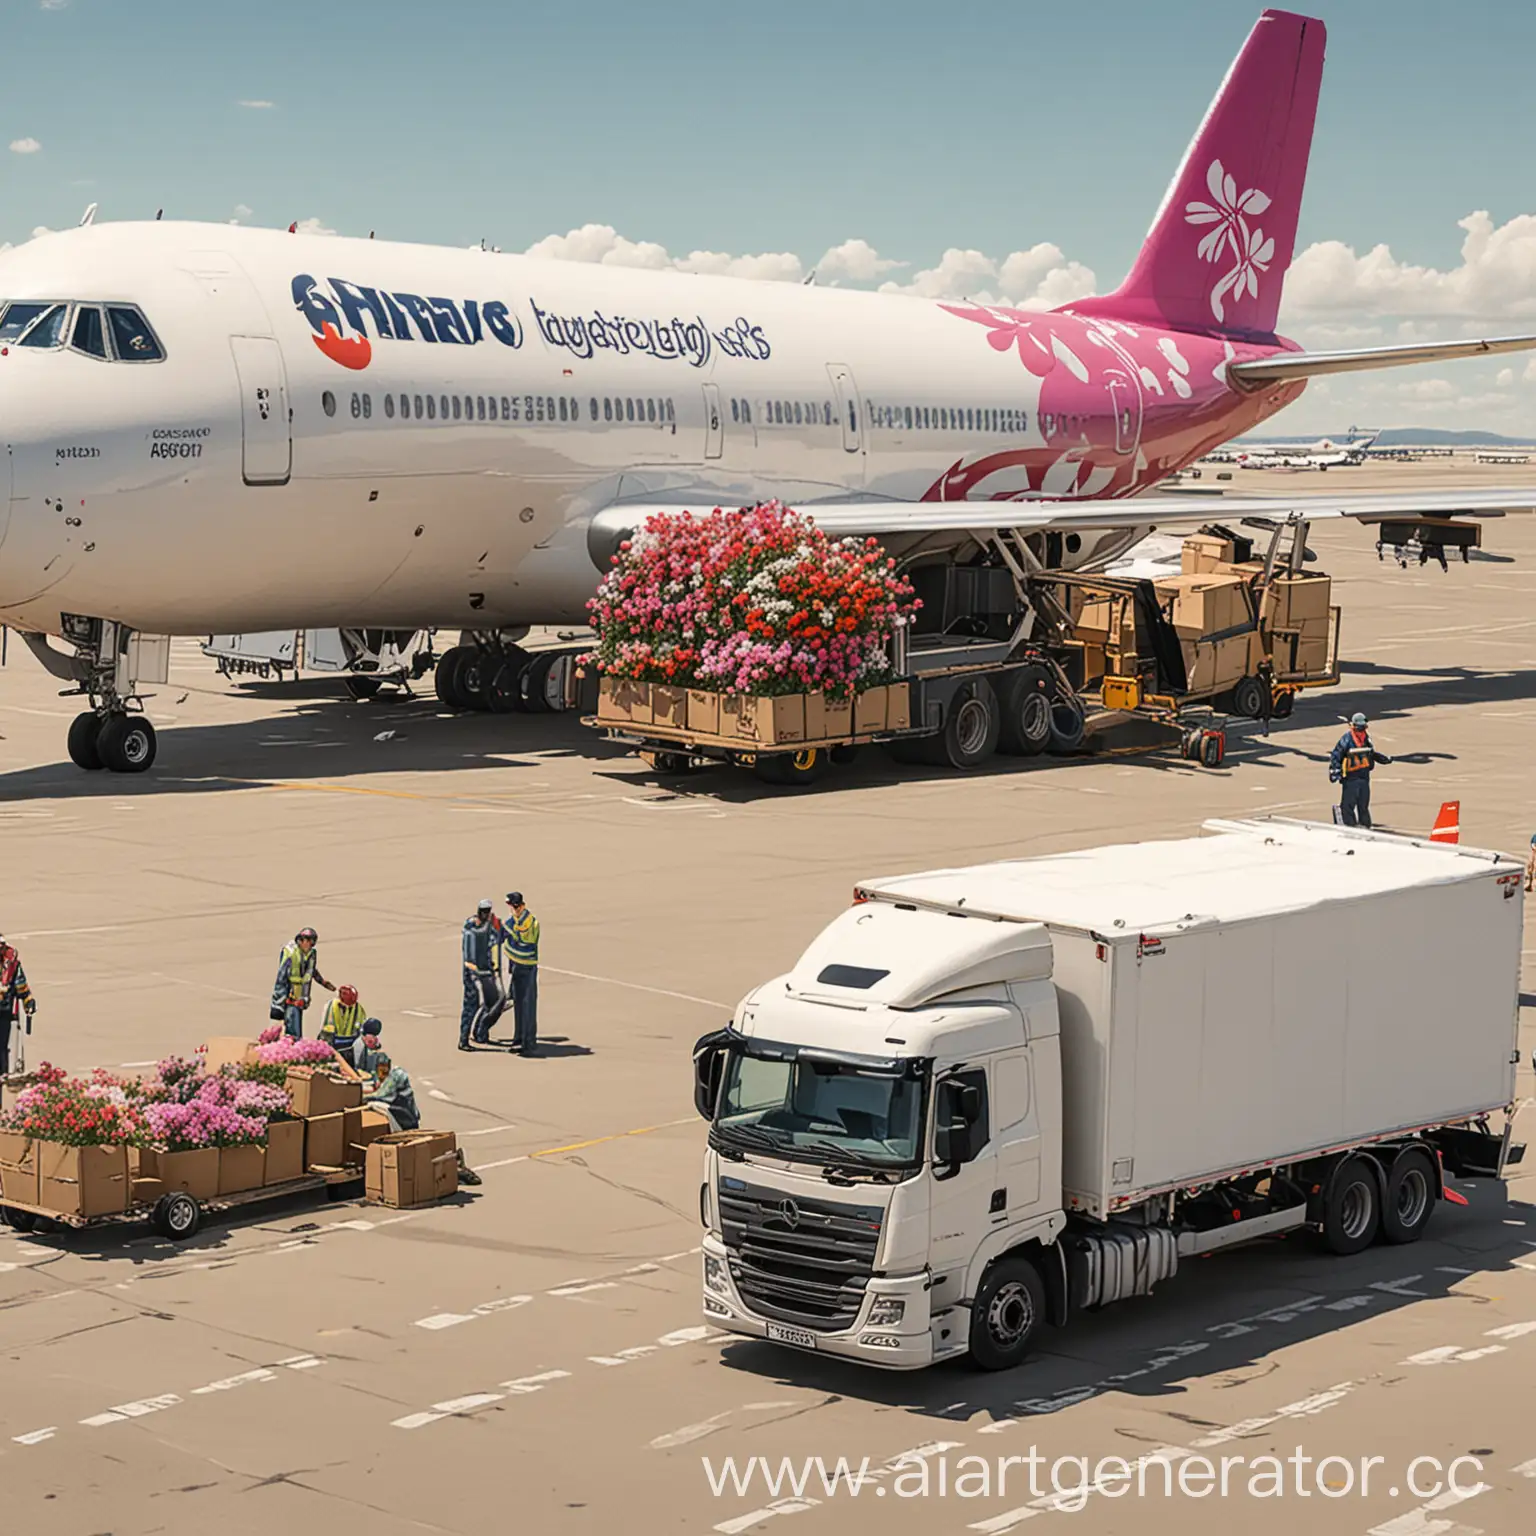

{"left": 292, "top": 274, "right": 524, "bottom": 348}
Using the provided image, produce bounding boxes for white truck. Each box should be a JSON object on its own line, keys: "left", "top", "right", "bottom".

{"left": 692, "top": 819, "right": 1526, "bottom": 1371}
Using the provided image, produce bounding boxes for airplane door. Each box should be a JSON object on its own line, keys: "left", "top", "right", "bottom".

{"left": 827, "top": 364, "right": 862, "bottom": 454}
{"left": 1106, "top": 369, "right": 1142, "bottom": 456}
{"left": 702, "top": 384, "right": 724, "bottom": 460}
{"left": 230, "top": 335, "right": 292, "bottom": 486}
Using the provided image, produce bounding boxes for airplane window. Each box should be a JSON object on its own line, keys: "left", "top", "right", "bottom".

{"left": 646, "top": 398, "right": 656, "bottom": 423}
{"left": 666, "top": 398, "right": 675, "bottom": 422}
{"left": 849, "top": 402, "right": 858, "bottom": 433}
{"left": 461, "top": 395, "right": 471, "bottom": 418}
{"left": 603, "top": 398, "right": 612, "bottom": 422}
{"left": 569, "top": 397, "right": 578, "bottom": 419}
{"left": 414, "top": 395, "right": 423, "bottom": 418}
{"left": 322, "top": 391, "right": 336, "bottom": 417}
{"left": 741, "top": 400, "right": 749, "bottom": 424}
{"left": 385, "top": 394, "right": 395, "bottom": 418}
{"left": 351, "top": 393, "right": 361, "bottom": 419}
{"left": 427, "top": 395, "right": 437, "bottom": 419}
{"left": 475, "top": 396, "right": 484, "bottom": 421}
{"left": 398, "top": 394, "right": 409, "bottom": 419}
{"left": 589, "top": 397, "right": 599, "bottom": 421}
{"left": 71, "top": 305, "right": 108, "bottom": 359}
{"left": 451, "top": 396, "right": 461, "bottom": 420}
{"left": 557, "top": 396, "right": 567, "bottom": 422}
{"left": 439, "top": 395, "right": 448, "bottom": 419}
{"left": 18, "top": 303, "right": 67, "bottom": 349}
{"left": 0, "top": 301, "right": 52, "bottom": 343}
{"left": 791, "top": 401, "right": 801, "bottom": 426}
{"left": 106, "top": 306, "right": 163, "bottom": 361}
{"left": 625, "top": 398, "right": 635, "bottom": 422}
{"left": 903, "top": 406, "right": 912, "bottom": 430}
{"left": 362, "top": 393, "right": 372, "bottom": 419}
{"left": 730, "top": 398, "right": 739, "bottom": 423}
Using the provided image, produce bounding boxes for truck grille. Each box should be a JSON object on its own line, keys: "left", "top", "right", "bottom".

{"left": 718, "top": 1178, "right": 883, "bottom": 1332}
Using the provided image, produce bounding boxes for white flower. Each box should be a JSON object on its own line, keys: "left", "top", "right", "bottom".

{"left": 1184, "top": 158, "right": 1276, "bottom": 323}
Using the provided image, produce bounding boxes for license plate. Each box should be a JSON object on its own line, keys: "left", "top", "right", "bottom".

{"left": 766, "top": 1323, "right": 817, "bottom": 1350}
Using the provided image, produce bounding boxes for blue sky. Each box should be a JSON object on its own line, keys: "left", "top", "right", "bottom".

{"left": 5, "top": 0, "right": 1536, "bottom": 432}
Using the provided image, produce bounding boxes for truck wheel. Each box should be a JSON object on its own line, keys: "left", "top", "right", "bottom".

{"left": 1232, "top": 675, "right": 1267, "bottom": 720}
{"left": 152, "top": 1192, "right": 202, "bottom": 1241}
{"left": 925, "top": 679, "right": 1000, "bottom": 769}
{"left": 968, "top": 1255, "right": 1047, "bottom": 1371}
{"left": 1046, "top": 693, "right": 1086, "bottom": 754}
{"left": 1320, "top": 1155, "right": 1380, "bottom": 1255}
{"left": 2, "top": 1206, "right": 37, "bottom": 1232}
{"left": 1381, "top": 1147, "right": 1437, "bottom": 1244}
{"left": 829, "top": 744, "right": 860, "bottom": 766}
{"left": 998, "top": 667, "right": 1052, "bottom": 756}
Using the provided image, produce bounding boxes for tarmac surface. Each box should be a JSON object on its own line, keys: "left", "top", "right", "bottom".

{"left": 1, "top": 459, "right": 1535, "bottom": 1535}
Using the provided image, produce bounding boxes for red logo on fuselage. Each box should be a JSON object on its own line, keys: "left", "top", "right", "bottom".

{"left": 312, "top": 322, "right": 372, "bottom": 370}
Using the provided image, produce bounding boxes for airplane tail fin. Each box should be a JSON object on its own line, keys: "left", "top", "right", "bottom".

{"left": 1071, "top": 10, "right": 1325, "bottom": 339}
{"left": 1430, "top": 801, "right": 1460, "bottom": 844}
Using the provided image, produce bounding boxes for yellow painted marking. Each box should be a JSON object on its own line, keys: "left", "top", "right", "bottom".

{"left": 530, "top": 1116, "right": 694, "bottom": 1161}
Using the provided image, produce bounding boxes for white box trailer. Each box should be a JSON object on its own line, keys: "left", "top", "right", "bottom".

{"left": 867, "top": 816, "right": 1524, "bottom": 1218}
{"left": 693, "top": 819, "right": 1526, "bottom": 1372}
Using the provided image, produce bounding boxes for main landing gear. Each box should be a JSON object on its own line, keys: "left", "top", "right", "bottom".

{"left": 23, "top": 617, "right": 167, "bottom": 774}
{"left": 433, "top": 634, "right": 580, "bottom": 716}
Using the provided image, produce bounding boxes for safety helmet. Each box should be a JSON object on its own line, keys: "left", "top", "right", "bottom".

{"left": 1350, "top": 712, "right": 1367, "bottom": 728}
{"left": 363, "top": 1018, "right": 382, "bottom": 1037}
{"left": 296, "top": 927, "right": 318, "bottom": 942}
{"left": 339, "top": 984, "right": 358, "bottom": 1006}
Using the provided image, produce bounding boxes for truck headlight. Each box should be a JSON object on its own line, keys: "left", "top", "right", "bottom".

{"left": 704, "top": 1254, "right": 729, "bottom": 1294}
{"left": 866, "top": 1296, "right": 905, "bottom": 1326}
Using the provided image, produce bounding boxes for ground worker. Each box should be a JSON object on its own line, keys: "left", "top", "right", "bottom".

{"left": 360, "top": 1041, "right": 481, "bottom": 1183}
{"left": 351, "top": 1018, "right": 388, "bottom": 1080}
{"left": 504, "top": 891, "right": 540, "bottom": 1057}
{"left": 0, "top": 930, "right": 36, "bottom": 1077}
{"left": 318, "top": 984, "right": 368, "bottom": 1052}
{"left": 1329, "top": 712, "right": 1392, "bottom": 829}
{"left": 270, "top": 927, "right": 337, "bottom": 1038}
{"left": 460, "top": 899, "right": 503, "bottom": 1050}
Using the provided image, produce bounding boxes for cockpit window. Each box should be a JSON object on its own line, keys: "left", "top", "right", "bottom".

{"left": 71, "top": 305, "right": 108, "bottom": 359}
{"left": 0, "top": 301, "right": 55, "bottom": 344}
{"left": 17, "top": 304, "right": 67, "bottom": 348}
{"left": 107, "top": 305, "right": 163, "bottom": 362}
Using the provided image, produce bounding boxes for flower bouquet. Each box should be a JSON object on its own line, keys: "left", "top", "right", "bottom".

{"left": 585, "top": 502, "right": 919, "bottom": 742}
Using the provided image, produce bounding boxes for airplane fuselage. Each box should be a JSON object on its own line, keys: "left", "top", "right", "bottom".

{"left": 0, "top": 222, "right": 1304, "bottom": 638}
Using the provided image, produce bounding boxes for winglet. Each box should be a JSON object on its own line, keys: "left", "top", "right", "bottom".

{"left": 1430, "top": 801, "right": 1460, "bottom": 844}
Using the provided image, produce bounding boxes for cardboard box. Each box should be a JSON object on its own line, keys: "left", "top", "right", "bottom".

{"left": 650, "top": 685, "right": 687, "bottom": 729}
{"left": 217, "top": 1144, "right": 265, "bottom": 1196}
{"left": 1181, "top": 634, "right": 1252, "bottom": 695}
{"left": 157, "top": 1147, "right": 220, "bottom": 1201}
{"left": 263, "top": 1117, "right": 305, "bottom": 1185}
{"left": 885, "top": 683, "right": 912, "bottom": 732}
{"left": 305, "top": 1113, "right": 346, "bottom": 1170}
{"left": 131, "top": 1177, "right": 166, "bottom": 1207}
{"left": 1156, "top": 574, "right": 1248, "bottom": 636}
{"left": 1182, "top": 533, "right": 1235, "bottom": 575}
{"left": 686, "top": 689, "right": 721, "bottom": 737}
{"left": 853, "top": 686, "right": 887, "bottom": 734}
{"left": 721, "top": 693, "right": 805, "bottom": 745}
{"left": 349, "top": 1108, "right": 391, "bottom": 1165}
{"left": 366, "top": 1131, "right": 459, "bottom": 1209}
{"left": 202, "top": 1037, "right": 258, "bottom": 1073}
{"left": 0, "top": 1130, "right": 40, "bottom": 1206}
{"left": 596, "top": 677, "right": 652, "bottom": 725}
{"left": 286, "top": 1067, "right": 363, "bottom": 1119}
{"left": 37, "top": 1143, "right": 129, "bottom": 1219}
{"left": 1078, "top": 596, "right": 1118, "bottom": 632}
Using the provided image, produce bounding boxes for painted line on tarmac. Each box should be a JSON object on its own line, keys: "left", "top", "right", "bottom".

{"left": 541, "top": 965, "right": 729, "bottom": 1010}
{"left": 1366, "top": 1479, "right": 1489, "bottom": 1536}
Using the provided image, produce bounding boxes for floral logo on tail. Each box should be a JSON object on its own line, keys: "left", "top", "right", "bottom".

{"left": 1184, "top": 160, "right": 1275, "bottom": 324}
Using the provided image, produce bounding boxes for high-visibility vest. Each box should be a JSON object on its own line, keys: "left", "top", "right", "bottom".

{"left": 280, "top": 944, "right": 316, "bottom": 1002}
{"left": 322, "top": 1000, "right": 366, "bottom": 1039}
{"left": 507, "top": 910, "right": 540, "bottom": 966}
{"left": 1341, "top": 734, "right": 1373, "bottom": 776}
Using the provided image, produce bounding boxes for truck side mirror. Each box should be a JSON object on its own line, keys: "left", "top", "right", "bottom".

{"left": 692, "top": 1029, "right": 733, "bottom": 1121}
{"left": 934, "top": 1078, "right": 983, "bottom": 1179}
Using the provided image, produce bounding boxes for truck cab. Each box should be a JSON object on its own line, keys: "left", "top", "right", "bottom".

{"left": 693, "top": 899, "right": 1068, "bottom": 1370}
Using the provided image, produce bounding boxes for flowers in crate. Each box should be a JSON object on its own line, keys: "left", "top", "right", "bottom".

{"left": 253, "top": 1035, "right": 337, "bottom": 1067}
{"left": 258, "top": 1025, "right": 283, "bottom": 1045}
{"left": 0, "top": 1067, "right": 150, "bottom": 1147}
{"left": 144, "top": 1098, "right": 265, "bottom": 1151}
{"left": 583, "top": 502, "right": 918, "bottom": 699}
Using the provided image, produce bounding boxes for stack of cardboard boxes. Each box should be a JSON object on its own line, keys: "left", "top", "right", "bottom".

{"left": 365, "top": 1131, "right": 460, "bottom": 1208}
{"left": 596, "top": 677, "right": 911, "bottom": 744}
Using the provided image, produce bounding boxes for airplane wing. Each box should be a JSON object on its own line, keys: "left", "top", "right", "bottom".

{"left": 597, "top": 486, "right": 1536, "bottom": 540}
{"left": 1229, "top": 334, "right": 1536, "bottom": 388}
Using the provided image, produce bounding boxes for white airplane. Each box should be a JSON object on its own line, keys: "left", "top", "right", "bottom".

{"left": 3, "top": 8, "right": 1536, "bottom": 773}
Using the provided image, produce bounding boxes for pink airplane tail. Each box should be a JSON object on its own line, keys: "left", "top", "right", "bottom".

{"left": 1072, "top": 9, "right": 1325, "bottom": 340}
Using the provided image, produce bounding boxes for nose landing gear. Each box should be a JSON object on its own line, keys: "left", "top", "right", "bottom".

{"left": 23, "top": 617, "right": 164, "bottom": 774}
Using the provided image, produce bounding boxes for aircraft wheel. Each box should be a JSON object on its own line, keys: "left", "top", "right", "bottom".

{"left": 435, "top": 646, "right": 470, "bottom": 708}
{"left": 98, "top": 715, "right": 157, "bottom": 774}
{"left": 345, "top": 675, "right": 382, "bottom": 701}
{"left": 457, "top": 649, "right": 496, "bottom": 711}
{"left": 485, "top": 650, "right": 529, "bottom": 714}
{"left": 519, "top": 652, "right": 559, "bottom": 714}
{"left": 67, "top": 711, "right": 105, "bottom": 770}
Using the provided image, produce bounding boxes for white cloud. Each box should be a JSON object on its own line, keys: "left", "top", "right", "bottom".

{"left": 238, "top": 99, "right": 276, "bottom": 110}
{"left": 9, "top": 138, "right": 41, "bottom": 155}
{"left": 232, "top": 203, "right": 253, "bottom": 220}
{"left": 522, "top": 223, "right": 803, "bottom": 281}
{"left": 1285, "top": 210, "right": 1536, "bottom": 322}
{"left": 818, "top": 238, "right": 904, "bottom": 283}
{"left": 39, "top": 0, "right": 69, "bottom": 10}
{"left": 293, "top": 217, "right": 335, "bottom": 236}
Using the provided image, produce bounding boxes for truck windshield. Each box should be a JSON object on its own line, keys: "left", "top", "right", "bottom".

{"left": 716, "top": 1050, "right": 925, "bottom": 1168}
